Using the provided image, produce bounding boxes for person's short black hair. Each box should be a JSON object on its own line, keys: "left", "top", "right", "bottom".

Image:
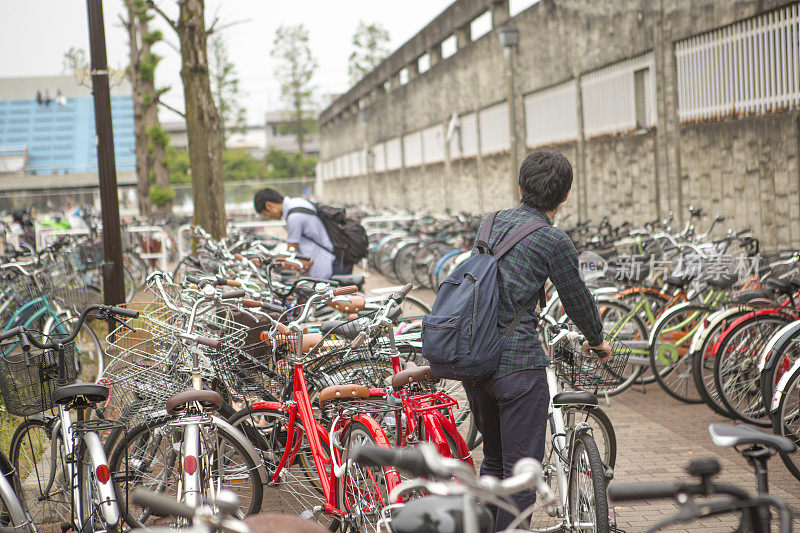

{"left": 254, "top": 188, "right": 284, "bottom": 213}
{"left": 518, "top": 150, "right": 573, "bottom": 212}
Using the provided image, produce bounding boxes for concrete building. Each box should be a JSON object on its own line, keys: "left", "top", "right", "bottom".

{"left": 318, "top": 0, "right": 800, "bottom": 249}
{"left": 0, "top": 75, "right": 135, "bottom": 176}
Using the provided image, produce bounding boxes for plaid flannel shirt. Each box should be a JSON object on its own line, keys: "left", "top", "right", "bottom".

{"left": 474, "top": 204, "right": 604, "bottom": 378}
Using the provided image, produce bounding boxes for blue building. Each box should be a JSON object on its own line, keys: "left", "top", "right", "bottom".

{"left": 0, "top": 75, "right": 135, "bottom": 175}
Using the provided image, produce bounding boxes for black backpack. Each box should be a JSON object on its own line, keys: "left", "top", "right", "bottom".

{"left": 286, "top": 203, "right": 369, "bottom": 265}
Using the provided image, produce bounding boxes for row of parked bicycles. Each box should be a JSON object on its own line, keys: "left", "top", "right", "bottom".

{"left": 0, "top": 204, "right": 798, "bottom": 532}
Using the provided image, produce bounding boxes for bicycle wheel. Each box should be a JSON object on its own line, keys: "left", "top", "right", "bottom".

{"left": 10, "top": 418, "right": 71, "bottom": 527}
{"left": 771, "top": 365, "right": 800, "bottom": 481}
{"left": 563, "top": 406, "right": 616, "bottom": 469}
{"left": 412, "top": 242, "right": 450, "bottom": 289}
{"left": 123, "top": 249, "right": 149, "bottom": 289}
{"left": 337, "top": 420, "right": 398, "bottom": 533}
{"left": 691, "top": 309, "right": 749, "bottom": 418}
{"left": 596, "top": 300, "right": 647, "bottom": 396}
{"left": 649, "top": 304, "right": 710, "bottom": 404}
{"left": 228, "top": 405, "right": 338, "bottom": 529}
{"left": 54, "top": 315, "right": 104, "bottom": 382}
{"left": 79, "top": 442, "right": 120, "bottom": 533}
{"left": 612, "top": 289, "right": 672, "bottom": 385}
{"left": 396, "top": 295, "right": 430, "bottom": 322}
{"left": 714, "top": 314, "right": 792, "bottom": 426}
{"left": 568, "top": 432, "right": 610, "bottom": 533}
{"left": 760, "top": 325, "right": 800, "bottom": 422}
{"left": 392, "top": 241, "right": 420, "bottom": 285}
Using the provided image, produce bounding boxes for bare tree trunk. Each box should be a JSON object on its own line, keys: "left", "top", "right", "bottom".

{"left": 295, "top": 97, "right": 304, "bottom": 154}
{"left": 178, "top": 0, "right": 226, "bottom": 239}
{"left": 124, "top": 0, "right": 150, "bottom": 216}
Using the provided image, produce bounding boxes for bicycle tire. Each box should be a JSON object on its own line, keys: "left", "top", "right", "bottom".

{"left": 649, "top": 304, "right": 710, "bottom": 404}
{"left": 227, "top": 404, "right": 339, "bottom": 529}
{"left": 123, "top": 249, "right": 149, "bottom": 289}
{"left": 713, "top": 313, "right": 792, "bottom": 426}
{"left": 412, "top": 241, "right": 450, "bottom": 289}
{"left": 109, "top": 417, "right": 262, "bottom": 528}
{"left": 337, "top": 419, "right": 399, "bottom": 533}
{"left": 691, "top": 309, "right": 749, "bottom": 418}
{"left": 392, "top": 241, "right": 420, "bottom": 286}
{"left": 596, "top": 299, "right": 647, "bottom": 396}
{"left": 564, "top": 406, "right": 617, "bottom": 469}
{"left": 10, "top": 417, "right": 71, "bottom": 527}
{"left": 568, "top": 432, "right": 610, "bottom": 533}
{"left": 759, "top": 324, "right": 800, "bottom": 423}
{"left": 772, "top": 364, "right": 800, "bottom": 481}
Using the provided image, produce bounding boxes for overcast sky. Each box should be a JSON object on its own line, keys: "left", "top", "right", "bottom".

{"left": 0, "top": 1, "right": 453, "bottom": 124}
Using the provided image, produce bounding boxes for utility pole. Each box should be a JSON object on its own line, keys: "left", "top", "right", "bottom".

{"left": 497, "top": 27, "right": 519, "bottom": 202}
{"left": 87, "top": 0, "right": 126, "bottom": 306}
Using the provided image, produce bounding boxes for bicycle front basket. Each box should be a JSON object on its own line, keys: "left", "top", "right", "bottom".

{"left": 552, "top": 332, "right": 632, "bottom": 392}
{"left": 0, "top": 341, "right": 77, "bottom": 416}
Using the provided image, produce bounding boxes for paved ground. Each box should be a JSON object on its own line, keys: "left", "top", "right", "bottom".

{"left": 361, "top": 270, "right": 800, "bottom": 531}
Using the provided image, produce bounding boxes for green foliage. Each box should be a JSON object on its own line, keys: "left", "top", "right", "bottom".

{"left": 348, "top": 21, "right": 391, "bottom": 86}
{"left": 271, "top": 25, "right": 318, "bottom": 149}
{"left": 143, "top": 29, "right": 163, "bottom": 45}
{"left": 164, "top": 146, "right": 191, "bottom": 184}
{"left": 223, "top": 149, "right": 268, "bottom": 181}
{"left": 145, "top": 124, "right": 170, "bottom": 148}
{"left": 149, "top": 184, "right": 176, "bottom": 206}
{"left": 142, "top": 93, "right": 153, "bottom": 106}
{"left": 62, "top": 46, "right": 88, "bottom": 75}
{"left": 265, "top": 148, "right": 317, "bottom": 178}
{"left": 140, "top": 52, "right": 161, "bottom": 82}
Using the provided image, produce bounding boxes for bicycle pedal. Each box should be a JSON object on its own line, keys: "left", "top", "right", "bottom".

{"left": 604, "top": 465, "right": 615, "bottom": 481}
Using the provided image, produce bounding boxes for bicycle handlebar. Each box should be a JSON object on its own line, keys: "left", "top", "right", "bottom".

{"left": 608, "top": 482, "right": 685, "bottom": 502}
{"left": 132, "top": 488, "right": 194, "bottom": 520}
{"left": 352, "top": 446, "right": 431, "bottom": 477}
{"left": 0, "top": 305, "right": 139, "bottom": 348}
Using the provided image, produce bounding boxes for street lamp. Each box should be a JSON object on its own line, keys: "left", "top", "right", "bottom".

{"left": 497, "top": 26, "right": 519, "bottom": 202}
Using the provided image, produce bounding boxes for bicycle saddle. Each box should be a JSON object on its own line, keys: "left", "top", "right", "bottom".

{"left": 318, "top": 384, "right": 370, "bottom": 404}
{"left": 165, "top": 388, "right": 222, "bottom": 415}
{"left": 665, "top": 275, "right": 694, "bottom": 288}
{"left": 703, "top": 274, "right": 737, "bottom": 289}
{"left": 330, "top": 274, "right": 365, "bottom": 292}
{"left": 52, "top": 381, "right": 109, "bottom": 406}
{"left": 327, "top": 294, "right": 366, "bottom": 313}
{"left": 765, "top": 277, "right": 795, "bottom": 295}
{"left": 391, "top": 361, "right": 439, "bottom": 390}
{"left": 318, "top": 318, "right": 367, "bottom": 339}
{"left": 708, "top": 423, "right": 796, "bottom": 453}
{"left": 552, "top": 390, "right": 598, "bottom": 407}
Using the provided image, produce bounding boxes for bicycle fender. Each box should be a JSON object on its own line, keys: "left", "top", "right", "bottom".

{"left": 0, "top": 464, "right": 28, "bottom": 529}
{"left": 423, "top": 411, "right": 474, "bottom": 469}
{"left": 711, "top": 309, "right": 793, "bottom": 358}
{"left": 757, "top": 319, "right": 800, "bottom": 373}
{"left": 647, "top": 302, "right": 712, "bottom": 347}
{"left": 211, "top": 415, "right": 269, "bottom": 484}
{"left": 771, "top": 358, "right": 800, "bottom": 412}
{"left": 688, "top": 307, "right": 744, "bottom": 356}
{"left": 83, "top": 431, "right": 120, "bottom": 527}
{"left": 351, "top": 414, "right": 402, "bottom": 499}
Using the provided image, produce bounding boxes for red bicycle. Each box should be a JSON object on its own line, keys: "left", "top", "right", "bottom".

{"left": 227, "top": 284, "right": 400, "bottom": 532}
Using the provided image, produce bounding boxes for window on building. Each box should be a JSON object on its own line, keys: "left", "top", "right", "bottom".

{"left": 399, "top": 68, "right": 410, "bottom": 86}
{"left": 441, "top": 35, "right": 457, "bottom": 59}
{"left": 524, "top": 80, "right": 578, "bottom": 147}
{"left": 418, "top": 53, "right": 431, "bottom": 74}
{"left": 509, "top": 0, "right": 542, "bottom": 17}
{"left": 470, "top": 11, "right": 492, "bottom": 41}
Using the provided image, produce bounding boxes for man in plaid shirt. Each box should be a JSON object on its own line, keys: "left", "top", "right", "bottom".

{"left": 464, "top": 150, "right": 611, "bottom": 530}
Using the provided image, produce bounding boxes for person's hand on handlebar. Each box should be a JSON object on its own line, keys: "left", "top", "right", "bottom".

{"left": 582, "top": 339, "right": 612, "bottom": 360}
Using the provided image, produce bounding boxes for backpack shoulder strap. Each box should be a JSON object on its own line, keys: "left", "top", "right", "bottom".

{"left": 491, "top": 219, "right": 549, "bottom": 260}
{"left": 285, "top": 206, "right": 317, "bottom": 218}
{"left": 475, "top": 211, "right": 498, "bottom": 254}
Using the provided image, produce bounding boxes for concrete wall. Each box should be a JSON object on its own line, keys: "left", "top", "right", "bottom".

{"left": 319, "top": 0, "right": 800, "bottom": 248}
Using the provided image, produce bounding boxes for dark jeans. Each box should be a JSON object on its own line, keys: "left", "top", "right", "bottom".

{"left": 463, "top": 369, "right": 549, "bottom": 531}
{"left": 332, "top": 257, "right": 353, "bottom": 275}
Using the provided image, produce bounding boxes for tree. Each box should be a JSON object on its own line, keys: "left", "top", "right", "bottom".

{"left": 271, "top": 24, "right": 317, "bottom": 154}
{"left": 148, "top": 0, "right": 226, "bottom": 239}
{"left": 264, "top": 148, "right": 317, "bottom": 179}
{"left": 122, "top": 0, "right": 173, "bottom": 216}
{"left": 348, "top": 21, "right": 390, "bottom": 86}
{"left": 62, "top": 47, "right": 88, "bottom": 75}
{"left": 209, "top": 34, "right": 245, "bottom": 148}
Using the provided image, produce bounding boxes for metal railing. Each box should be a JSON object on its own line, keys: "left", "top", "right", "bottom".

{"left": 676, "top": 3, "right": 800, "bottom": 122}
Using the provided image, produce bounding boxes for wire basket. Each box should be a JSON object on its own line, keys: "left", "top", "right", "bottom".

{"left": 42, "top": 254, "right": 89, "bottom": 312}
{"left": 552, "top": 333, "right": 632, "bottom": 392}
{"left": 0, "top": 340, "right": 77, "bottom": 416}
